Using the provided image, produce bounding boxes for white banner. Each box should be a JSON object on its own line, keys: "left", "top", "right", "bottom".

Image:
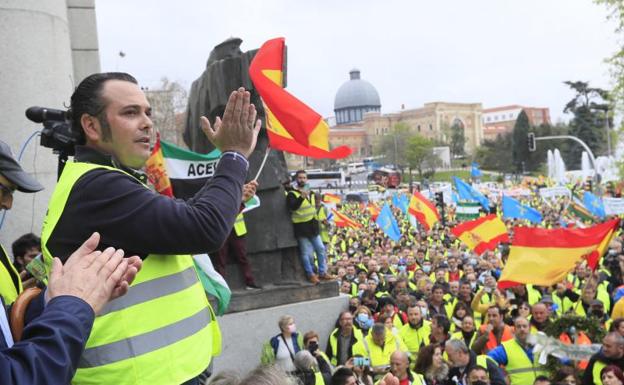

{"left": 533, "top": 332, "right": 601, "bottom": 364}
{"left": 539, "top": 186, "right": 571, "bottom": 200}
{"left": 604, "top": 197, "right": 624, "bottom": 215}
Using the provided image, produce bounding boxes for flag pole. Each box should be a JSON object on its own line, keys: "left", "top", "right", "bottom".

{"left": 252, "top": 144, "right": 271, "bottom": 182}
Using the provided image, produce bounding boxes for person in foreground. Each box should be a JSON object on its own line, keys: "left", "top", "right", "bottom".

{"left": 0, "top": 232, "right": 141, "bottom": 385}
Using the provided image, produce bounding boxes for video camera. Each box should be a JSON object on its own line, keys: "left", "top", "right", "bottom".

{"left": 25, "top": 106, "right": 82, "bottom": 177}
{"left": 25, "top": 106, "right": 80, "bottom": 156}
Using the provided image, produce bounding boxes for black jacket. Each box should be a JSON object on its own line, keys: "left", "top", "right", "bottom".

{"left": 46, "top": 145, "right": 247, "bottom": 260}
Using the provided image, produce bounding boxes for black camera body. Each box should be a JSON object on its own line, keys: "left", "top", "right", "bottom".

{"left": 25, "top": 106, "right": 80, "bottom": 156}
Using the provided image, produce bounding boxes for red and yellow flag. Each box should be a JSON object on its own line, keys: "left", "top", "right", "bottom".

{"left": 451, "top": 214, "right": 508, "bottom": 255}
{"left": 248, "top": 38, "right": 352, "bottom": 159}
{"left": 368, "top": 202, "right": 381, "bottom": 221}
{"left": 145, "top": 133, "right": 173, "bottom": 197}
{"left": 332, "top": 208, "right": 362, "bottom": 228}
{"left": 498, "top": 219, "right": 620, "bottom": 289}
{"left": 408, "top": 191, "right": 440, "bottom": 231}
{"left": 322, "top": 193, "right": 341, "bottom": 204}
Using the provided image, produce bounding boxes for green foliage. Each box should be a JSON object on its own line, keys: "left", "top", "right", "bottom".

{"left": 373, "top": 122, "right": 412, "bottom": 166}
{"left": 474, "top": 134, "right": 513, "bottom": 173}
{"left": 450, "top": 120, "right": 466, "bottom": 156}
{"left": 406, "top": 135, "right": 438, "bottom": 181}
{"left": 512, "top": 111, "right": 531, "bottom": 172}
{"left": 563, "top": 81, "right": 610, "bottom": 168}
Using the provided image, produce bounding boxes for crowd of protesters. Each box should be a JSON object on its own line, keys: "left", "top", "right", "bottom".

{"left": 261, "top": 178, "right": 624, "bottom": 385}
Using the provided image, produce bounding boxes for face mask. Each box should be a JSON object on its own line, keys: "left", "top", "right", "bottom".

{"left": 349, "top": 305, "right": 357, "bottom": 313}
{"left": 398, "top": 265, "right": 407, "bottom": 273}
{"left": 420, "top": 306, "right": 428, "bottom": 318}
{"left": 288, "top": 324, "right": 297, "bottom": 333}
{"left": 472, "top": 381, "right": 488, "bottom": 385}
{"left": 469, "top": 258, "right": 477, "bottom": 266}
{"left": 357, "top": 289, "right": 364, "bottom": 297}
{"left": 357, "top": 313, "right": 369, "bottom": 323}
{"left": 470, "top": 282, "right": 477, "bottom": 289}
{"left": 391, "top": 264, "right": 399, "bottom": 271}
{"left": 423, "top": 266, "right": 431, "bottom": 273}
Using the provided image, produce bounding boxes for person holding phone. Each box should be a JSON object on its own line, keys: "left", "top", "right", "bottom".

{"left": 303, "top": 331, "right": 332, "bottom": 385}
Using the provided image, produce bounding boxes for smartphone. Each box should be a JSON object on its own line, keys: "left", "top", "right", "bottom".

{"left": 354, "top": 357, "right": 370, "bottom": 367}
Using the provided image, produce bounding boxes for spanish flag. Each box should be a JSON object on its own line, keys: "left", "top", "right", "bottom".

{"left": 322, "top": 193, "right": 341, "bottom": 204}
{"left": 498, "top": 219, "right": 620, "bottom": 289}
{"left": 408, "top": 191, "right": 440, "bottom": 231}
{"left": 332, "top": 209, "right": 362, "bottom": 228}
{"left": 145, "top": 133, "right": 173, "bottom": 197}
{"left": 368, "top": 203, "right": 381, "bottom": 221}
{"left": 249, "top": 38, "right": 352, "bottom": 159}
{"left": 451, "top": 214, "right": 508, "bottom": 255}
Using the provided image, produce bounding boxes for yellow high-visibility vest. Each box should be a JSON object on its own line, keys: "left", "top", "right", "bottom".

{"left": 0, "top": 244, "right": 22, "bottom": 305}
{"left": 41, "top": 162, "right": 220, "bottom": 385}
{"left": 290, "top": 191, "right": 316, "bottom": 223}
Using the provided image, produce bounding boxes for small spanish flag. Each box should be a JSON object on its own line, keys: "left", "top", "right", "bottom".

{"left": 408, "top": 191, "right": 440, "bottom": 231}
{"left": 322, "top": 193, "right": 341, "bottom": 204}
{"left": 332, "top": 209, "right": 362, "bottom": 228}
{"left": 145, "top": 133, "right": 173, "bottom": 197}
{"left": 451, "top": 214, "right": 508, "bottom": 255}
{"left": 368, "top": 203, "right": 381, "bottom": 221}
{"left": 498, "top": 219, "right": 620, "bottom": 288}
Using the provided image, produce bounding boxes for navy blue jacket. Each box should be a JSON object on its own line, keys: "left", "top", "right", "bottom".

{"left": 1, "top": 295, "right": 94, "bottom": 385}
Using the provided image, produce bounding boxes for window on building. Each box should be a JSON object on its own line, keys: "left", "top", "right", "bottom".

{"left": 417, "top": 124, "right": 421, "bottom": 132}
{"left": 429, "top": 124, "right": 433, "bottom": 131}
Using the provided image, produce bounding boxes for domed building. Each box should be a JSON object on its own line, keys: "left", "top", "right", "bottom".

{"left": 334, "top": 69, "right": 381, "bottom": 124}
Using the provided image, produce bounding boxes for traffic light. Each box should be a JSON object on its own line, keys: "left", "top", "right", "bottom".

{"left": 527, "top": 132, "right": 536, "bottom": 152}
{"left": 434, "top": 192, "right": 444, "bottom": 208}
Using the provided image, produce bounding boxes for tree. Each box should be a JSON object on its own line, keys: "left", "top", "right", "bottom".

{"left": 511, "top": 111, "right": 531, "bottom": 173}
{"left": 563, "top": 81, "right": 610, "bottom": 168}
{"left": 474, "top": 133, "right": 513, "bottom": 173}
{"left": 373, "top": 122, "right": 412, "bottom": 166}
{"left": 450, "top": 119, "right": 466, "bottom": 157}
{"left": 406, "top": 135, "right": 439, "bottom": 180}
{"left": 144, "top": 77, "right": 188, "bottom": 146}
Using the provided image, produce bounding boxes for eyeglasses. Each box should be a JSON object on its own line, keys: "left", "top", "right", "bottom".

{"left": 0, "top": 183, "right": 15, "bottom": 199}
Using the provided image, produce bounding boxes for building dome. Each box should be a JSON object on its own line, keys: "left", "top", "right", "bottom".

{"left": 334, "top": 69, "right": 381, "bottom": 125}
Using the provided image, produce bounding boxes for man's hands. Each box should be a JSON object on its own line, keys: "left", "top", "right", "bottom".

{"left": 47, "top": 232, "right": 142, "bottom": 314}
{"left": 200, "top": 88, "right": 261, "bottom": 159}
{"left": 242, "top": 180, "right": 258, "bottom": 203}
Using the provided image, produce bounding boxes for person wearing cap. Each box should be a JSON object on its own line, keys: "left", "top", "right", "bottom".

{"left": 0, "top": 141, "right": 45, "bottom": 305}
{"left": 0, "top": 140, "right": 141, "bottom": 385}
{"left": 40, "top": 73, "right": 259, "bottom": 385}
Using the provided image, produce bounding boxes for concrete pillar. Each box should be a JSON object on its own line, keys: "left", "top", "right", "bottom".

{"left": 0, "top": 1, "right": 74, "bottom": 247}
{"left": 67, "top": 0, "right": 100, "bottom": 84}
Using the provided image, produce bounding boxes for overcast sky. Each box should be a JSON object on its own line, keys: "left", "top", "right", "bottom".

{"left": 95, "top": 0, "right": 618, "bottom": 123}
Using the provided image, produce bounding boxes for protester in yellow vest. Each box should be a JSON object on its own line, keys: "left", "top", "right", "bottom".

{"left": 582, "top": 333, "right": 624, "bottom": 385}
{"left": 214, "top": 181, "right": 261, "bottom": 290}
{"left": 41, "top": 74, "right": 259, "bottom": 385}
{"left": 352, "top": 323, "right": 408, "bottom": 379}
{"left": 0, "top": 139, "right": 142, "bottom": 385}
{"left": 287, "top": 170, "right": 331, "bottom": 284}
{"left": 487, "top": 317, "right": 548, "bottom": 385}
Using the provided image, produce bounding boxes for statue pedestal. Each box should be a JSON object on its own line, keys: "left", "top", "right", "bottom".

{"left": 213, "top": 292, "right": 349, "bottom": 374}
{"left": 227, "top": 280, "right": 339, "bottom": 313}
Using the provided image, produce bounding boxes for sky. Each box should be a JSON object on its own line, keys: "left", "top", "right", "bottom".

{"left": 95, "top": 0, "right": 619, "bottom": 123}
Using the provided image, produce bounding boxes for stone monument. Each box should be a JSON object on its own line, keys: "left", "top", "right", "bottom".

{"left": 183, "top": 38, "right": 338, "bottom": 312}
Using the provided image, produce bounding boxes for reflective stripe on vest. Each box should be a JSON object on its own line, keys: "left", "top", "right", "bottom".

{"left": 233, "top": 213, "right": 247, "bottom": 236}
{"left": 291, "top": 191, "right": 316, "bottom": 223}
{"left": 40, "top": 162, "right": 219, "bottom": 385}
{"left": 0, "top": 244, "right": 22, "bottom": 305}
{"left": 593, "top": 360, "right": 607, "bottom": 385}
{"left": 502, "top": 339, "right": 547, "bottom": 385}
{"left": 314, "top": 371, "right": 325, "bottom": 385}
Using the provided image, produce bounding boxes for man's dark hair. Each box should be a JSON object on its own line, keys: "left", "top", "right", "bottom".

{"left": 466, "top": 365, "right": 488, "bottom": 380}
{"left": 331, "top": 367, "right": 355, "bottom": 385}
{"left": 11, "top": 232, "right": 41, "bottom": 259}
{"left": 295, "top": 169, "right": 306, "bottom": 177}
{"left": 532, "top": 375, "right": 551, "bottom": 385}
{"left": 70, "top": 72, "right": 138, "bottom": 143}
{"left": 433, "top": 314, "right": 450, "bottom": 334}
